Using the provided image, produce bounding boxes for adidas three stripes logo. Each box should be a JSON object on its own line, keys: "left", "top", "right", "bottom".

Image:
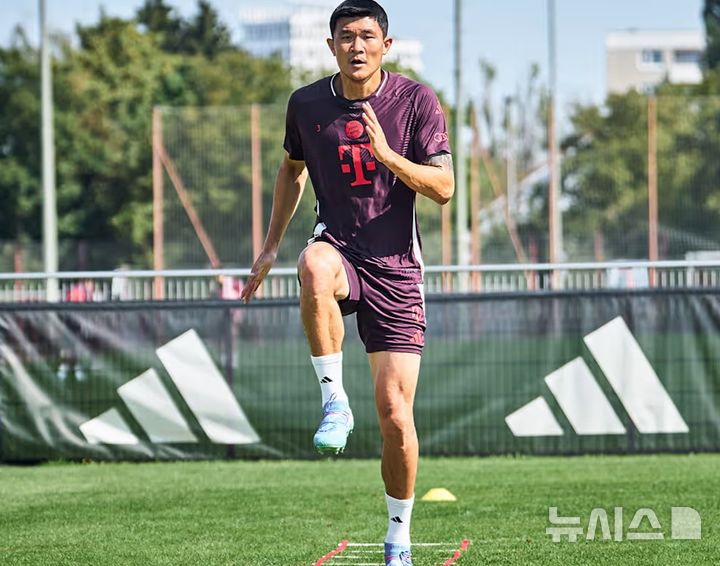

{"left": 75, "top": 317, "right": 688, "bottom": 445}
{"left": 79, "top": 330, "right": 261, "bottom": 446}
{"left": 505, "top": 317, "right": 689, "bottom": 437}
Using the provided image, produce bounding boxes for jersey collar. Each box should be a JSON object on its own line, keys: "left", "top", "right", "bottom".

{"left": 329, "top": 70, "right": 389, "bottom": 101}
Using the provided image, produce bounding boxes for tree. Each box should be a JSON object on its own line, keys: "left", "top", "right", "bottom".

{"left": 66, "top": 14, "right": 292, "bottom": 266}
{"left": 136, "top": 0, "right": 183, "bottom": 53}
{"left": 704, "top": 0, "right": 720, "bottom": 70}
{"left": 58, "top": 17, "right": 176, "bottom": 264}
{"left": 558, "top": 85, "right": 720, "bottom": 260}
{"left": 0, "top": 30, "right": 41, "bottom": 243}
{"left": 137, "top": 0, "right": 231, "bottom": 58}
{"left": 0, "top": 4, "right": 295, "bottom": 269}
{"left": 559, "top": 93, "right": 649, "bottom": 258}
{"left": 180, "top": 0, "right": 231, "bottom": 58}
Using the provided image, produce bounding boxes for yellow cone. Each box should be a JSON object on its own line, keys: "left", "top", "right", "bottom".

{"left": 421, "top": 488, "right": 457, "bottom": 502}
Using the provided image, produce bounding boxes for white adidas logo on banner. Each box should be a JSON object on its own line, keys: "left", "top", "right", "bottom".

{"left": 505, "top": 317, "right": 689, "bottom": 436}
{"left": 79, "top": 329, "right": 260, "bottom": 445}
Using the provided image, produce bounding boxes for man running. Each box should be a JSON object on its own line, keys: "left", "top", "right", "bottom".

{"left": 241, "top": 2, "right": 453, "bottom": 564}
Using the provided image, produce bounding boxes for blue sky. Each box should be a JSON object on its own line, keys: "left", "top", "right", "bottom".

{"left": 1, "top": 0, "right": 704, "bottom": 111}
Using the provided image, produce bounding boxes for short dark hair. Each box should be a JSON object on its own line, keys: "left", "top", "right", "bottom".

{"left": 329, "top": 0, "right": 389, "bottom": 38}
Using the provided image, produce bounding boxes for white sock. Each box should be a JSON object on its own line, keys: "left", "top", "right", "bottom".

{"left": 385, "top": 493, "right": 414, "bottom": 545}
{"left": 311, "top": 352, "right": 348, "bottom": 405}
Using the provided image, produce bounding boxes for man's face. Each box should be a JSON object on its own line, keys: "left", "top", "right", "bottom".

{"left": 327, "top": 16, "right": 392, "bottom": 83}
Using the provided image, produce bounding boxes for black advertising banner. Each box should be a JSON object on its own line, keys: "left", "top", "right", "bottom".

{"left": 1, "top": 290, "right": 719, "bottom": 462}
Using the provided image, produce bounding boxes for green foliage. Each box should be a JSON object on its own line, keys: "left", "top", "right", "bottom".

{"left": 182, "top": 0, "right": 232, "bottom": 58}
{"left": 705, "top": 0, "right": 720, "bottom": 70}
{"left": 0, "top": 3, "right": 293, "bottom": 269}
{"left": 559, "top": 87, "right": 720, "bottom": 259}
{"left": 136, "top": 0, "right": 231, "bottom": 57}
{"left": 136, "top": 0, "right": 182, "bottom": 38}
{"left": 175, "top": 50, "right": 290, "bottom": 105}
{"left": 66, "top": 18, "right": 166, "bottom": 245}
{"left": 0, "top": 0, "right": 442, "bottom": 270}
{"left": 563, "top": 93, "right": 648, "bottom": 226}
{"left": 0, "top": 32, "right": 41, "bottom": 240}
{"left": 159, "top": 102, "right": 313, "bottom": 268}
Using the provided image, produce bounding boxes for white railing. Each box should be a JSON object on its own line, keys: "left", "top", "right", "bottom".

{"left": 0, "top": 260, "right": 719, "bottom": 303}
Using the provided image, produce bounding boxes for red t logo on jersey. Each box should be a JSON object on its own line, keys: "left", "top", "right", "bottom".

{"left": 338, "top": 144, "right": 376, "bottom": 187}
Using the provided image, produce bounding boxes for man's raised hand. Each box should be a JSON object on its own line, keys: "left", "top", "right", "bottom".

{"left": 240, "top": 250, "right": 277, "bottom": 303}
{"left": 362, "top": 102, "right": 395, "bottom": 165}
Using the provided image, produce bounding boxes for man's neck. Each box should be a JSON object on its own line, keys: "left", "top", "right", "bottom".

{"left": 336, "top": 69, "right": 384, "bottom": 100}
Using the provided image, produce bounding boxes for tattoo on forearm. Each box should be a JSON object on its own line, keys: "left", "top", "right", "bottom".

{"left": 423, "top": 153, "right": 453, "bottom": 171}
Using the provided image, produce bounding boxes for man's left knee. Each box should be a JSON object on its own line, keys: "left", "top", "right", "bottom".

{"left": 378, "top": 398, "right": 415, "bottom": 435}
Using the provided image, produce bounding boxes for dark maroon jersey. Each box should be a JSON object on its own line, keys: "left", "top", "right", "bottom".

{"left": 284, "top": 71, "right": 451, "bottom": 281}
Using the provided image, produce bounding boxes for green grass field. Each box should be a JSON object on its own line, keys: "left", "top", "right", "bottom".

{"left": 1, "top": 454, "right": 718, "bottom": 565}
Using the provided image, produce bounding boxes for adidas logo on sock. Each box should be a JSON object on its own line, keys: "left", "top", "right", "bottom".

{"left": 320, "top": 376, "right": 333, "bottom": 383}
{"left": 390, "top": 516, "right": 403, "bottom": 524}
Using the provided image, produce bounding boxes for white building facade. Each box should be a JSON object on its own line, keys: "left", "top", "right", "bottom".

{"left": 240, "top": 5, "right": 423, "bottom": 76}
{"left": 606, "top": 30, "right": 705, "bottom": 94}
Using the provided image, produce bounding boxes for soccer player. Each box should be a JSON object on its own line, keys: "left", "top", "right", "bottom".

{"left": 240, "top": 1, "right": 453, "bottom": 564}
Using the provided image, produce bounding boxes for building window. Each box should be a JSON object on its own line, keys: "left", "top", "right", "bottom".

{"left": 641, "top": 49, "right": 663, "bottom": 64}
{"left": 674, "top": 50, "right": 701, "bottom": 64}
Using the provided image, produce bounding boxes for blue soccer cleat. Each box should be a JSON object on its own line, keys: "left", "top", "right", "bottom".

{"left": 384, "top": 542, "right": 413, "bottom": 566}
{"left": 313, "top": 396, "right": 354, "bottom": 454}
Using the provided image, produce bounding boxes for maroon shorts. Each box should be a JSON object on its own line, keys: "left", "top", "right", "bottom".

{"left": 335, "top": 251, "right": 426, "bottom": 355}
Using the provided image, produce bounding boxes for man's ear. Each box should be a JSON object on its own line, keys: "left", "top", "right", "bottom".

{"left": 383, "top": 36, "right": 393, "bottom": 56}
{"left": 327, "top": 37, "right": 336, "bottom": 56}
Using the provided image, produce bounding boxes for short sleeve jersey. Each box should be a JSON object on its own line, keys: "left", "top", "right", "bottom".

{"left": 284, "top": 71, "right": 451, "bottom": 281}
